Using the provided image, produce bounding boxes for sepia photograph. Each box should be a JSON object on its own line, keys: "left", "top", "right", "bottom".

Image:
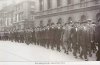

{"left": 0, "top": 0, "right": 100, "bottom": 65}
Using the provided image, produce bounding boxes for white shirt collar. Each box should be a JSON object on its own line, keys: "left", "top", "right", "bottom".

{"left": 76, "top": 28, "right": 78, "bottom": 31}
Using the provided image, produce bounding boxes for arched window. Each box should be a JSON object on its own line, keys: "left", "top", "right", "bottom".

{"left": 68, "top": 17, "right": 73, "bottom": 22}
{"left": 57, "top": 18, "right": 62, "bottom": 24}
{"left": 80, "top": 15, "right": 86, "bottom": 22}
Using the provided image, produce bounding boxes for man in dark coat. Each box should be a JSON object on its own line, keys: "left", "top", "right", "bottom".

{"left": 35, "top": 27, "right": 40, "bottom": 45}
{"left": 70, "top": 22, "right": 78, "bottom": 58}
{"left": 55, "top": 22, "right": 63, "bottom": 52}
{"left": 45, "top": 25, "right": 50, "bottom": 49}
{"left": 95, "top": 20, "right": 100, "bottom": 61}
{"left": 49, "top": 23, "right": 55, "bottom": 50}
{"left": 79, "top": 22, "right": 88, "bottom": 61}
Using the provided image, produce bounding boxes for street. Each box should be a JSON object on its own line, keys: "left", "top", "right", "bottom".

{"left": 0, "top": 41, "right": 96, "bottom": 62}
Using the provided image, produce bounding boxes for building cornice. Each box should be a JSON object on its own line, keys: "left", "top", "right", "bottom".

{"left": 35, "top": 0, "right": 100, "bottom": 19}
{"left": 35, "top": 4, "right": 100, "bottom": 19}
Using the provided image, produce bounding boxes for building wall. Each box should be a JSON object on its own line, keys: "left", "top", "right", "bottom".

{"left": 0, "top": 1, "right": 36, "bottom": 32}
{"left": 35, "top": 0, "right": 100, "bottom": 27}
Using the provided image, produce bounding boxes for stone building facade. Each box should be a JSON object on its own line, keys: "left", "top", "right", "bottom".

{"left": 0, "top": 0, "right": 36, "bottom": 32}
{"left": 35, "top": 0, "right": 100, "bottom": 27}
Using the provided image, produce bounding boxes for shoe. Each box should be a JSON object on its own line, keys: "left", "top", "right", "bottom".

{"left": 57, "top": 49, "right": 61, "bottom": 52}
{"left": 69, "top": 49, "right": 72, "bottom": 52}
{"left": 85, "top": 59, "right": 88, "bottom": 61}
{"left": 89, "top": 54, "right": 92, "bottom": 57}
{"left": 93, "top": 50, "right": 96, "bottom": 53}
{"left": 66, "top": 51, "right": 69, "bottom": 55}
{"left": 78, "top": 51, "right": 80, "bottom": 54}
{"left": 64, "top": 51, "right": 67, "bottom": 53}
{"left": 79, "top": 56, "right": 83, "bottom": 59}
{"left": 75, "top": 56, "right": 77, "bottom": 58}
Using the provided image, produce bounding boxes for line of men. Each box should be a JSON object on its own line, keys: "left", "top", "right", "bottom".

{"left": 63, "top": 20, "right": 97, "bottom": 61}
{"left": 0, "top": 20, "right": 99, "bottom": 61}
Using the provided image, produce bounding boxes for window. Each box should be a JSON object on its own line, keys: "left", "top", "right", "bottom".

{"left": 47, "top": 0, "right": 52, "bottom": 9}
{"left": 67, "top": 0, "right": 72, "bottom": 5}
{"left": 39, "top": 0, "right": 44, "bottom": 11}
{"left": 31, "top": 16, "right": 34, "bottom": 20}
{"left": 57, "top": 0, "right": 62, "bottom": 7}
{"left": 15, "top": 14, "right": 17, "bottom": 22}
{"left": 30, "top": 2, "right": 35, "bottom": 9}
{"left": 18, "top": 13, "right": 21, "bottom": 21}
{"left": 80, "top": 0, "right": 85, "bottom": 7}
{"left": 94, "top": 0, "right": 99, "bottom": 4}
{"left": 80, "top": 0, "right": 85, "bottom": 3}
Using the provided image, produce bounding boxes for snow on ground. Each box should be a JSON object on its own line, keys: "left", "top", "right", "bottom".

{"left": 0, "top": 41, "right": 96, "bottom": 62}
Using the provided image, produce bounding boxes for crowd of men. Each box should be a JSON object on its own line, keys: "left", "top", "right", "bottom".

{"left": 0, "top": 20, "right": 100, "bottom": 61}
